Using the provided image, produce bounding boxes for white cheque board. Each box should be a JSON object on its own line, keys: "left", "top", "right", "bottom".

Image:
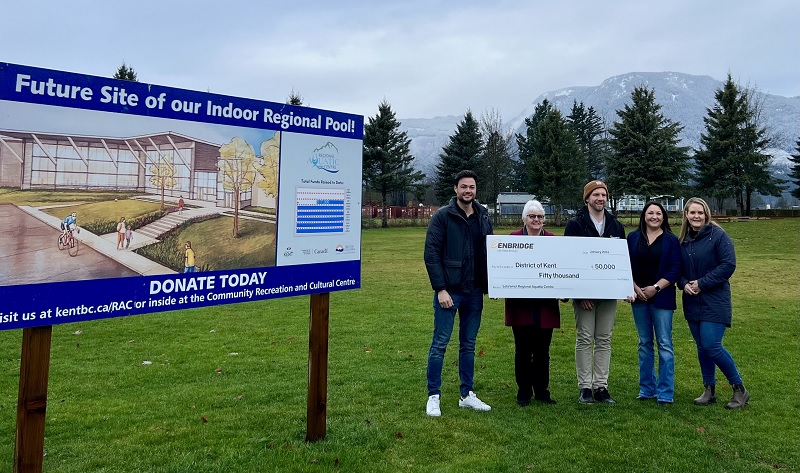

{"left": 486, "top": 235, "right": 634, "bottom": 300}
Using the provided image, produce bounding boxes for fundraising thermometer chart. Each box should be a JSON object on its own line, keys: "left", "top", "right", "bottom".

{"left": 295, "top": 187, "right": 351, "bottom": 234}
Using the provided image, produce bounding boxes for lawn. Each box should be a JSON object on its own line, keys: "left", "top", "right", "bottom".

{"left": 0, "top": 188, "right": 140, "bottom": 207}
{"left": 40, "top": 199, "right": 162, "bottom": 227}
{"left": 136, "top": 215, "right": 277, "bottom": 272}
{"left": 0, "top": 219, "right": 797, "bottom": 472}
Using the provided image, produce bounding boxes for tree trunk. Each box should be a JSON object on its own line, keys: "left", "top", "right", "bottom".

{"left": 233, "top": 185, "right": 240, "bottom": 238}
{"left": 736, "top": 192, "right": 744, "bottom": 217}
{"left": 745, "top": 187, "right": 752, "bottom": 216}
{"left": 554, "top": 204, "right": 563, "bottom": 227}
{"left": 380, "top": 195, "right": 389, "bottom": 228}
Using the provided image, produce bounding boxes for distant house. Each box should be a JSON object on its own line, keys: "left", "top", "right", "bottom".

{"left": 652, "top": 195, "right": 685, "bottom": 213}
{"left": 617, "top": 195, "right": 646, "bottom": 212}
{"left": 497, "top": 192, "right": 537, "bottom": 217}
{"left": 495, "top": 192, "right": 575, "bottom": 219}
{"left": 617, "top": 195, "right": 684, "bottom": 213}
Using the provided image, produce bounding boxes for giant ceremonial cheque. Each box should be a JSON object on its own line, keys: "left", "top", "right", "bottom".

{"left": 486, "top": 235, "right": 634, "bottom": 300}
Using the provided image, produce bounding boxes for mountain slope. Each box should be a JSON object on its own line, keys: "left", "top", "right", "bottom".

{"left": 402, "top": 72, "right": 800, "bottom": 177}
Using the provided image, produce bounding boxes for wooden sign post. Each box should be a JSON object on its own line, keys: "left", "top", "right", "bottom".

{"left": 10, "top": 291, "right": 334, "bottom": 469}
{"left": 306, "top": 292, "right": 330, "bottom": 442}
{"left": 14, "top": 326, "right": 53, "bottom": 473}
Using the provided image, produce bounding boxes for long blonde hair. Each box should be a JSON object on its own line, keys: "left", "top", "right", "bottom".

{"left": 679, "top": 197, "right": 720, "bottom": 242}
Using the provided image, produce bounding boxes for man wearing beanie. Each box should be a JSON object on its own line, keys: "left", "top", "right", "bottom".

{"left": 565, "top": 180, "right": 626, "bottom": 404}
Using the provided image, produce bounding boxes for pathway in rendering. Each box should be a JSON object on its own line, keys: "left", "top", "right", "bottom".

{"left": 130, "top": 196, "right": 277, "bottom": 241}
{"left": 0, "top": 203, "right": 140, "bottom": 286}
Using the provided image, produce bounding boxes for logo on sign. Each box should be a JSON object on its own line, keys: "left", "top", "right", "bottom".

{"left": 492, "top": 241, "right": 535, "bottom": 250}
{"left": 308, "top": 142, "right": 340, "bottom": 173}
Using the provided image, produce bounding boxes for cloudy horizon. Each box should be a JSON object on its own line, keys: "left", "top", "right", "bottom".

{"left": 1, "top": 1, "right": 798, "bottom": 120}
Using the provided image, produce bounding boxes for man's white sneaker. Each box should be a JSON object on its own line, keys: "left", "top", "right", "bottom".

{"left": 459, "top": 391, "right": 492, "bottom": 411}
{"left": 426, "top": 394, "right": 441, "bottom": 417}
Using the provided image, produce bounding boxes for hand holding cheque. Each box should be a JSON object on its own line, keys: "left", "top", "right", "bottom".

{"left": 486, "top": 235, "right": 634, "bottom": 300}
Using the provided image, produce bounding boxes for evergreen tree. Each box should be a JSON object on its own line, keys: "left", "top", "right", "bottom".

{"left": 363, "top": 100, "right": 424, "bottom": 228}
{"left": 480, "top": 110, "right": 514, "bottom": 219}
{"left": 528, "top": 108, "right": 586, "bottom": 226}
{"left": 514, "top": 99, "right": 552, "bottom": 193}
{"left": 607, "top": 86, "right": 690, "bottom": 205}
{"left": 287, "top": 89, "right": 304, "bottom": 105}
{"left": 113, "top": 62, "right": 138, "bottom": 81}
{"left": 362, "top": 101, "right": 424, "bottom": 228}
{"left": 433, "top": 111, "right": 483, "bottom": 204}
{"left": 695, "top": 75, "right": 784, "bottom": 215}
{"left": 567, "top": 100, "right": 606, "bottom": 180}
{"left": 789, "top": 138, "right": 800, "bottom": 199}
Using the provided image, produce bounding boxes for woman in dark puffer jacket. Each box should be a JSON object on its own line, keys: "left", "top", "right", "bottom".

{"left": 679, "top": 197, "right": 749, "bottom": 409}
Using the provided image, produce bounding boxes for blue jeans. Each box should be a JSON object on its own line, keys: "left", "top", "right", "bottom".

{"left": 632, "top": 303, "right": 675, "bottom": 402}
{"left": 687, "top": 320, "right": 742, "bottom": 386}
{"left": 427, "top": 289, "right": 483, "bottom": 397}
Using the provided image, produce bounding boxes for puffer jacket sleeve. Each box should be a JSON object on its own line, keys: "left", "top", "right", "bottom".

{"left": 698, "top": 227, "right": 736, "bottom": 291}
{"left": 424, "top": 210, "right": 448, "bottom": 291}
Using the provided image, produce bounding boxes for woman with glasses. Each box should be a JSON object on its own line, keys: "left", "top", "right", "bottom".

{"left": 504, "top": 200, "right": 560, "bottom": 405}
{"left": 625, "top": 201, "right": 680, "bottom": 405}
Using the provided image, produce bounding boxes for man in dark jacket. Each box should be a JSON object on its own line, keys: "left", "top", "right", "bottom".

{"left": 423, "top": 170, "right": 493, "bottom": 417}
{"left": 564, "top": 180, "right": 626, "bottom": 404}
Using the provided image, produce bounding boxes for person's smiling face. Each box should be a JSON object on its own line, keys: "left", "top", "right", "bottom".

{"left": 644, "top": 204, "right": 663, "bottom": 231}
{"left": 454, "top": 177, "right": 476, "bottom": 206}
{"left": 686, "top": 203, "right": 707, "bottom": 231}
{"left": 586, "top": 188, "right": 607, "bottom": 213}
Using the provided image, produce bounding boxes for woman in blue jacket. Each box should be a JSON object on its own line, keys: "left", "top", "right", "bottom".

{"left": 679, "top": 197, "right": 749, "bottom": 409}
{"left": 626, "top": 202, "right": 680, "bottom": 405}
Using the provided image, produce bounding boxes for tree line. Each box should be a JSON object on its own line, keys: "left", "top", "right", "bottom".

{"left": 112, "top": 63, "right": 799, "bottom": 223}
{"left": 362, "top": 73, "right": 798, "bottom": 224}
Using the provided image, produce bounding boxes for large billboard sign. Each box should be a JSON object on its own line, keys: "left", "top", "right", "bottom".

{"left": 0, "top": 62, "right": 363, "bottom": 331}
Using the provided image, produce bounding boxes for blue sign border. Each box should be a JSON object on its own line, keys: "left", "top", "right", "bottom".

{"left": 0, "top": 62, "right": 363, "bottom": 139}
{"left": 0, "top": 62, "right": 363, "bottom": 331}
{"left": 0, "top": 261, "right": 360, "bottom": 331}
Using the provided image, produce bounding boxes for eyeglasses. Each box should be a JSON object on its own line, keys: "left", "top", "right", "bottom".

{"left": 527, "top": 214, "right": 545, "bottom": 220}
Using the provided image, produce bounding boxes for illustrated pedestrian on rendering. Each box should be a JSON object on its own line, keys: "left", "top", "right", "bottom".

{"left": 678, "top": 197, "right": 749, "bottom": 409}
{"left": 116, "top": 217, "right": 127, "bottom": 250}
{"left": 423, "top": 170, "right": 493, "bottom": 417}
{"left": 125, "top": 226, "right": 133, "bottom": 249}
{"left": 564, "top": 180, "right": 626, "bottom": 404}
{"left": 184, "top": 241, "right": 196, "bottom": 273}
{"left": 626, "top": 201, "right": 680, "bottom": 405}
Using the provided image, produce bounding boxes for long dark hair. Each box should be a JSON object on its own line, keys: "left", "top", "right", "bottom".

{"left": 638, "top": 201, "right": 672, "bottom": 239}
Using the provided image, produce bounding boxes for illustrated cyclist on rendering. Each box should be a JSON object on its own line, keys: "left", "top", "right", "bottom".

{"left": 61, "top": 212, "right": 78, "bottom": 236}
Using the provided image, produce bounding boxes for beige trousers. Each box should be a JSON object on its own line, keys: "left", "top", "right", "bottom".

{"left": 574, "top": 299, "right": 617, "bottom": 390}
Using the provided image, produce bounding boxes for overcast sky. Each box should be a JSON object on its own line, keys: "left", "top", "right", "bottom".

{"left": 2, "top": 0, "right": 798, "bottom": 121}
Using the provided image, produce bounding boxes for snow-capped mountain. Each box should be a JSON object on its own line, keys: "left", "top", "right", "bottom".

{"left": 401, "top": 72, "right": 800, "bottom": 177}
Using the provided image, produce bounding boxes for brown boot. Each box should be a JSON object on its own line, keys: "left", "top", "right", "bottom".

{"left": 725, "top": 384, "right": 750, "bottom": 409}
{"left": 693, "top": 384, "right": 716, "bottom": 405}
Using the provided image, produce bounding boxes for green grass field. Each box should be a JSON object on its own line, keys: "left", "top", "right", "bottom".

{"left": 40, "top": 199, "right": 163, "bottom": 226}
{"left": 1, "top": 219, "right": 798, "bottom": 472}
{"left": 0, "top": 188, "right": 140, "bottom": 207}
